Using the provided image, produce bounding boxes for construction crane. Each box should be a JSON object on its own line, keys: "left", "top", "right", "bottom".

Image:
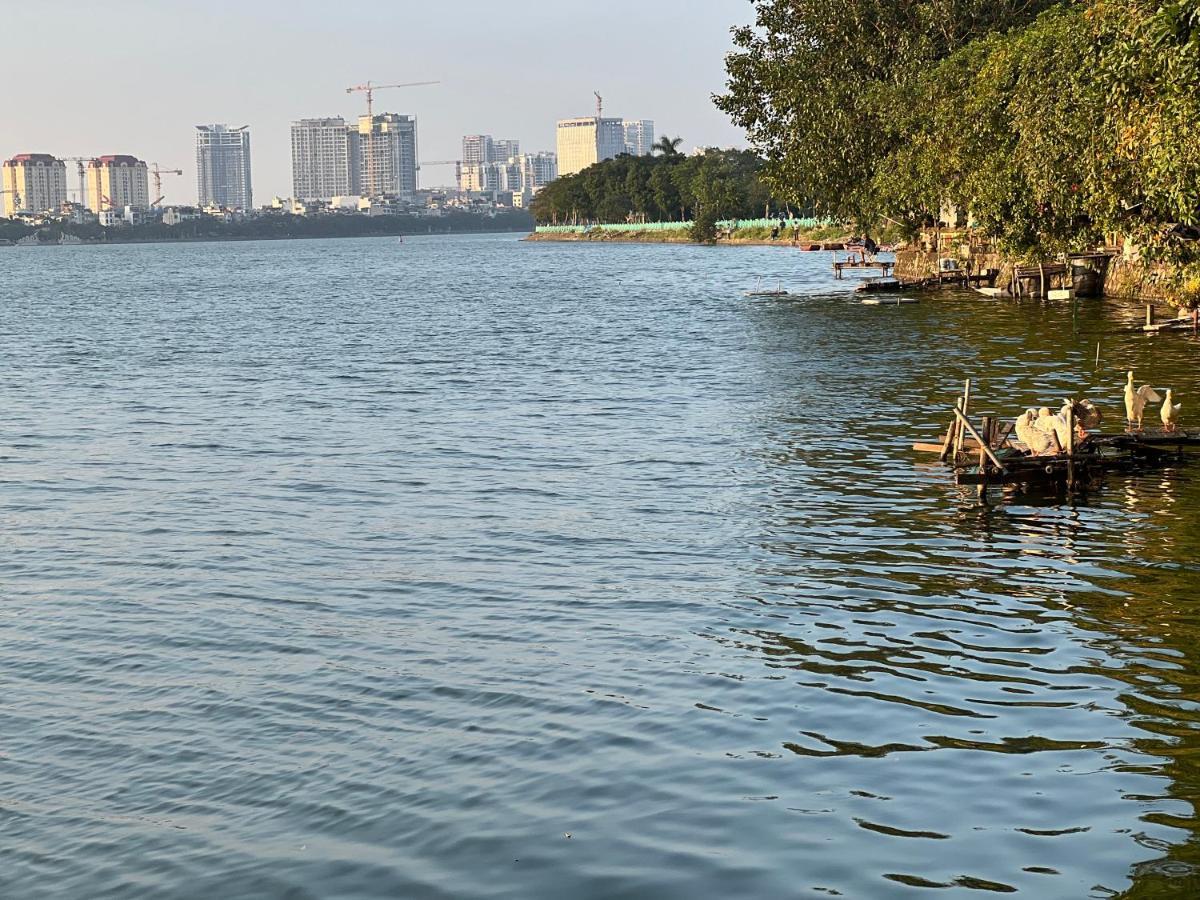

{"left": 0, "top": 188, "right": 22, "bottom": 217}
{"left": 419, "top": 160, "right": 462, "bottom": 188}
{"left": 595, "top": 91, "right": 603, "bottom": 118}
{"left": 346, "top": 79, "right": 439, "bottom": 198}
{"left": 149, "top": 164, "right": 183, "bottom": 207}
{"left": 63, "top": 157, "right": 91, "bottom": 206}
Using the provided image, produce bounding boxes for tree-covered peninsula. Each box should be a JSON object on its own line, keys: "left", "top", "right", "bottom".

{"left": 529, "top": 146, "right": 797, "bottom": 240}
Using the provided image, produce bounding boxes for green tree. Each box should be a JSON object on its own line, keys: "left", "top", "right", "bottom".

{"left": 716, "top": 0, "right": 1063, "bottom": 228}
{"left": 649, "top": 164, "right": 683, "bottom": 221}
{"left": 653, "top": 136, "right": 684, "bottom": 156}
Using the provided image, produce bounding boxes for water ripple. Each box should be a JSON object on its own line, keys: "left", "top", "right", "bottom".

{"left": 3, "top": 235, "right": 1200, "bottom": 898}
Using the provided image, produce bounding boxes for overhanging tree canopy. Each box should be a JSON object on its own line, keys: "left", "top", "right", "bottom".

{"left": 717, "top": 0, "right": 1200, "bottom": 267}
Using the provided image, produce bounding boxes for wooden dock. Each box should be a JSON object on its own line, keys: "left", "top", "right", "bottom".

{"left": 833, "top": 259, "right": 894, "bottom": 279}
{"left": 914, "top": 380, "right": 1200, "bottom": 498}
{"left": 900, "top": 270, "right": 998, "bottom": 290}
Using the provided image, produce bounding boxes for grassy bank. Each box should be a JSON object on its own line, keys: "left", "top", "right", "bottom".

{"left": 526, "top": 223, "right": 850, "bottom": 247}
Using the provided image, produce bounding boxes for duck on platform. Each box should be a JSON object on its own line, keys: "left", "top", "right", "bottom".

{"left": 1074, "top": 399, "right": 1103, "bottom": 430}
{"left": 1161, "top": 389, "right": 1182, "bottom": 432}
{"left": 1124, "top": 371, "right": 1162, "bottom": 431}
{"left": 1035, "top": 407, "right": 1071, "bottom": 451}
{"left": 1015, "top": 408, "right": 1055, "bottom": 455}
{"left": 1059, "top": 399, "right": 1101, "bottom": 440}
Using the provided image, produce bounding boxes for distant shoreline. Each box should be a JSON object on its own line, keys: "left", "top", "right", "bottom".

{"left": 524, "top": 228, "right": 850, "bottom": 249}
{"left": 0, "top": 208, "right": 536, "bottom": 249}
{"left": 1, "top": 226, "right": 535, "bottom": 249}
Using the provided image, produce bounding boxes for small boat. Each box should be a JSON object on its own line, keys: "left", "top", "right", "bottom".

{"left": 861, "top": 296, "right": 918, "bottom": 306}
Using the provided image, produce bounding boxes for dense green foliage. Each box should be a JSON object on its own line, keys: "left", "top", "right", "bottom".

{"left": 718, "top": 0, "right": 1200, "bottom": 273}
{"left": 0, "top": 209, "right": 533, "bottom": 245}
{"left": 529, "top": 149, "right": 790, "bottom": 237}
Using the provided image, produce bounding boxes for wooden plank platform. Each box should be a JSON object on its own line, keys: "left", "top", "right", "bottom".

{"left": 917, "top": 425, "right": 1200, "bottom": 489}
{"left": 833, "top": 259, "right": 894, "bottom": 279}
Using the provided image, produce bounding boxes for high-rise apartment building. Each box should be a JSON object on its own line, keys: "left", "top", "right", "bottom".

{"left": 196, "top": 124, "right": 253, "bottom": 209}
{"left": 462, "top": 134, "right": 494, "bottom": 167}
{"left": 358, "top": 114, "right": 418, "bottom": 198}
{"left": 622, "top": 120, "right": 655, "bottom": 156}
{"left": 555, "top": 117, "right": 626, "bottom": 177}
{"left": 86, "top": 155, "right": 150, "bottom": 212}
{"left": 2, "top": 154, "right": 68, "bottom": 216}
{"left": 461, "top": 135, "right": 520, "bottom": 168}
{"left": 494, "top": 139, "right": 520, "bottom": 162}
{"left": 459, "top": 164, "right": 490, "bottom": 192}
{"left": 520, "top": 152, "right": 558, "bottom": 191}
{"left": 460, "top": 152, "right": 558, "bottom": 196}
{"left": 291, "top": 117, "right": 359, "bottom": 200}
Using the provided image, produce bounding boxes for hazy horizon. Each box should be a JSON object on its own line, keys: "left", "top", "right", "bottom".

{"left": 8, "top": 0, "right": 752, "bottom": 203}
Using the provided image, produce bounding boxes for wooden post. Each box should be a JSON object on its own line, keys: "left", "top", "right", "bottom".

{"left": 978, "top": 415, "right": 992, "bottom": 498}
{"left": 940, "top": 397, "right": 963, "bottom": 462}
{"left": 1146, "top": 304, "right": 1155, "bottom": 328}
{"left": 952, "top": 408, "right": 1005, "bottom": 471}
{"left": 954, "top": 379, "right": 972, "bottom": 457}
{"left": 995, "top": 419, "right": 1016, "bottom": 448}
{"left": 1065, "top": 405, "right": 1076, "bottom": 490}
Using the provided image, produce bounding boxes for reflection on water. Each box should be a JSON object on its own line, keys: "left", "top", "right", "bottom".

{"left": 2, "top": 236, "right": 1200, "bottom": 898}
{"left": 737, "top": 286, "right": 1200, "bottom": 896}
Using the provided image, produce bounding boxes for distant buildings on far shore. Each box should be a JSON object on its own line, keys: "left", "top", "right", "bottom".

{"left": 87, "top": 155, "right": 150, "bottom": 217}
{"left": 196, "top": 125, "right": 252, "bottom": 210}
{"left": 556, "top": 115, "right": 655, "bottom": 177}
{"left": 622, "top": 120, "right": 655, "bottom": 157}
{"left": 455, "top": 135, "right": 557, "bottom": 204}
{"left": 1, "top": 99, "right": 659, "bottom": 223}
{"left": 291, "top": 117, "right": 359, "bottom": 201}
{"left": 2, "top": 154, "right": 68, "bottom": 218}
{"left": 290, "top": 113, "right": 417, "bottom": 202}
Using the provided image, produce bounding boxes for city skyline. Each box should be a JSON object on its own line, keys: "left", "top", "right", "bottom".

{"left": 1, "top": 0, "right": 750, "bottom": 202}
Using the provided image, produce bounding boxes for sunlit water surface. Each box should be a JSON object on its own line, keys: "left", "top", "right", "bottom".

{"left": 3, "top": 234, "right": 1200, "bottom": 899}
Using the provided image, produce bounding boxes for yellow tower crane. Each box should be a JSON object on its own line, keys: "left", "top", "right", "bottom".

{"left": 345, "top": 80, "right": 439, "bottom": 198}
{"left": 149, "top": 164, "right": 183, "bottom": 207}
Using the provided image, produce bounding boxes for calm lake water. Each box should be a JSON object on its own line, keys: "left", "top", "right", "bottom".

{"left": 3, "top": 233, "right": 1200, "bottom": 899}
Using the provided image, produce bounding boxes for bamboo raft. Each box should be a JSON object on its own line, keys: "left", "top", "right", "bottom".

{"left": 914, "top": 379, "right": 1200, "bottom": 497}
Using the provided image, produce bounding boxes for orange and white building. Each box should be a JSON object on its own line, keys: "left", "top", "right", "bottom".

{"left": 2, "top": 153, "right": 69, "bottom": 217}
{"left": 86, "top": 155, "right": 150, "bottom": 213}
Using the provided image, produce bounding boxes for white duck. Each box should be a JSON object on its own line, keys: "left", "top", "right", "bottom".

{"left": 1034, "top": 407, "right": 1071, "bottom": 452}
{"left": 1161, "top": 389, "right": 1182, "bottom": 432}
{"left": 1124, "top": 371, "right": 1161, "bottom": 431}
{"left": 1015, "top": 408, "right": 1054, "bottom": 455}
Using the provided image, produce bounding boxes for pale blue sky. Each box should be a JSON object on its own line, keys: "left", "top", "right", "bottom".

{"left": 7, "top": 0, "right": 752, "bottom": 202}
